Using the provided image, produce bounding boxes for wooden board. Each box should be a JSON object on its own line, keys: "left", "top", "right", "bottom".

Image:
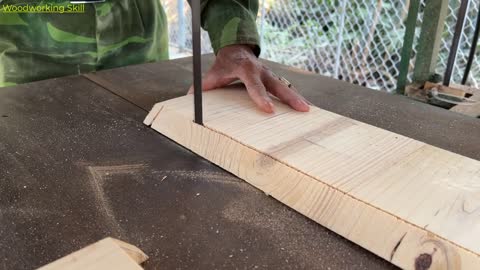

{"left": 145, "top": 86, "right": 480, "bottom": 270}
{"left": 38, "top": 238, "right": 148, "bottom": 270}
{"left": 423, "top": 82, "right": 480, "bottom": 118}
{"left": 449, "top": 84, "right": 480, "bottom": 118}
{"left": 451, "top": 102, "right": 480, "bottom": 118}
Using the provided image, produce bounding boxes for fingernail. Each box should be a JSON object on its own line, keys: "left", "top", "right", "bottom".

{"left": 297, "top": 99, "right": 310, "bottom": 111}
{"left": 300, "top": 99, "right": 309, "bottom": 107}
{"left": 265, "top": 100, "right": 275, "bottom": 112}
{"left": 295, "top": 99, "right": 306, "bottom": 107}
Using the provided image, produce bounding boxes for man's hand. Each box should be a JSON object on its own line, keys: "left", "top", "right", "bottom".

{"left": 188, "top": 44, "right": 310, "bottom": 113}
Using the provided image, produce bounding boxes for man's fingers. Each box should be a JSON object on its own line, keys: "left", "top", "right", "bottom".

{"left": 264, "top": 74, "right": 310, "bottom": 112}
{"left": 202, "top": 67, "right": 236, "bottom": 91}
{"left": 285, "top": 82, "right": 313, "bottom": 105}
{"left": 187, "top": 67, "right": 236, "bottom": 94}
{"left": 240, "top": 74, "right": 274, "bottom": 113}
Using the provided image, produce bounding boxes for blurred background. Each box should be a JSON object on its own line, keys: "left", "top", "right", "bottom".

{"left": 163, "top": 0, "right": 480, "bottom": 92}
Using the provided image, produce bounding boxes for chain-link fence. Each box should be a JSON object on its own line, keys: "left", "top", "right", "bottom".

{"left": 163, "top": 0, "right": 480, "bottom": 92}
{"left": 438, "top": 0, "right": 480, "bottom": 87}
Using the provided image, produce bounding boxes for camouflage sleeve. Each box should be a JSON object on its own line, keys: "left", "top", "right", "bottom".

{"left": 191, "top": 0, "right": 261, "bottom": 56}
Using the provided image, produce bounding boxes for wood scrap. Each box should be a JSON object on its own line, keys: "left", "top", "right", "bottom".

{"left": 449, "top": 83, "right": 480, "bottom": 118}
{"left": 450, "top": 102, "right": 480, "bottom": 118}
{"left": 37, "top": 237, "right": 148, "bottom": 270}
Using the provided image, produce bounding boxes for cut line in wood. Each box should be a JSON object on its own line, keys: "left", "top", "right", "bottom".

{"left": 145, "top": 86, "right": 480, "bottom": 270}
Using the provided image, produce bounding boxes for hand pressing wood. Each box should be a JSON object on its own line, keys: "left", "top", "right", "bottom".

{"left": 145, "top": 85, "right": 480, "bottom": 270}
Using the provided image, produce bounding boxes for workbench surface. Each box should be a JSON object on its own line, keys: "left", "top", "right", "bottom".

{"left": 0, "top": 55, "right": 478, "bottom": 270}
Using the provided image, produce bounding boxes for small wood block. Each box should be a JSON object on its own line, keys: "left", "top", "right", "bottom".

{"left": 145, "top": 87, "right": 480, "bottom": 270}
{"left": 450, "top": 102, "right": 480, "bottom": 118}
{"left": 424, "top": 81, "right": 467, "bottom": 97}
{"left": 37, "top": 238, "right": 148, "bottom": 270}
{"left": 449, "top": 83, "right": 480, "bottom": 118}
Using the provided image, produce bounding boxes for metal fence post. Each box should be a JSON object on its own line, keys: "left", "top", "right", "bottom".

{"left": 177, "top": 0, "right": 186, "bottom": 49}
{"left": 259, "top": 0, "right": 266, "bottom": 51}
{"left": 412, "top": 0, "right": 449, "bottom": 83}
{"left": 397, "top": 0, "right": 421, "bottom": 94}
{"left": 444, "top": 0, "right": 470, "bottom": 86}
{"left": 462, "top": 0, "right": 480, "bottom": 84}
{"left": 334, "top": 0, "right": 347, "bottom": 79}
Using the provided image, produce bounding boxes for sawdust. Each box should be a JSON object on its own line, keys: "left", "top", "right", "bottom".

{"left": 0, "top": 207, "right": 56, "bottom": 217}
{"left": 86, "top": 163, "right": 147, "bottom": 238}
{"left": 153, "top": 169, "right": 250, "bottom": 188}
{"left": 222, "top": 189, "right": 395, "bottom": 270}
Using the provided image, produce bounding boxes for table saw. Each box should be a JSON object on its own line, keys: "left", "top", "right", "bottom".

{"left": 0, "top": 55, "right": 479, "bottom": 269}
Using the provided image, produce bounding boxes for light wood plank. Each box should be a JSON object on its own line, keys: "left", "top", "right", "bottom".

{"left": 38, "top": 238, "right": 148, "bottom": 270}
{"left": 145, "top": 86, "right": 480, "bottom": 270}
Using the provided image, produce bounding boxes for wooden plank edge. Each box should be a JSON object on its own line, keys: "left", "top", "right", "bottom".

{"left": 450, "top": 103, "right": 480, "bottom": 118}
{"left": 113, "top": 238, "right": 149, "bottom": 264}
{"left": 145, "top": 104, "right": 480, "bottom": 270}
{"left": 37, "top": 237, "right": 147, "bottom": 270}
{"left": 143, "top": 103, "right": 164, "bottom": 126}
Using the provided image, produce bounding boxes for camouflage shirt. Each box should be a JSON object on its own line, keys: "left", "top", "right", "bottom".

{"left": 0, "top": 0, "right": 260, "bottom": 87}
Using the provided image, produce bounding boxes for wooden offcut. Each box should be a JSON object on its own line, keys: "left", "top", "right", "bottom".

{"left": 145, "top": 86, "right": 480, "bottom": 270}
{"left": 38, "top": 238, "right": 148, "bottom": 270}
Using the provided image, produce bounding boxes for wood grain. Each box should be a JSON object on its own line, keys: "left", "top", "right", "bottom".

{"left": 145, "top": 86, "right": 480, "bottom": 270}
{"left": 37, "top": 238, "right": 148, "bottom": 270}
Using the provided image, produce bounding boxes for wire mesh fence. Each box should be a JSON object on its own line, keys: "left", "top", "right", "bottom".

{"left": 163, "top": 0, "right": 480, "bottom": 92}
{"left": 438, "top": 0, "right": 480, "bottom": 87}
